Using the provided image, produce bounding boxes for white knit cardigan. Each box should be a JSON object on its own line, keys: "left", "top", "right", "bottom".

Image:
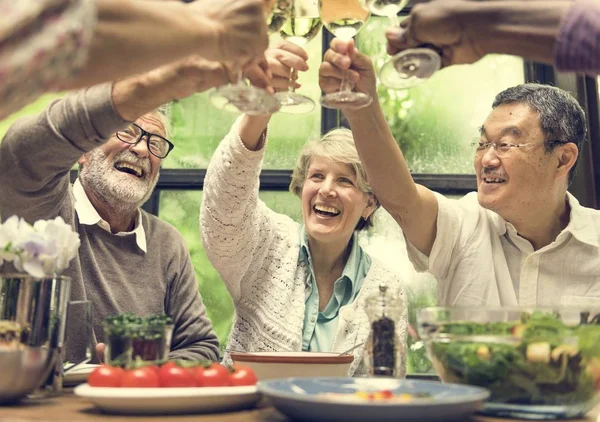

{"left": 200, "top": 120, "right": 407, "bottom": 376}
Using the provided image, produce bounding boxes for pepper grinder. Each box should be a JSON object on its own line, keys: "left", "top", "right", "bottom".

{"left": 364, "top": 285, "right": 403, "bottom": 377}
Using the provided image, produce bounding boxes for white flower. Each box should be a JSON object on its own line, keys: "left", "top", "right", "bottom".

{"left": 0, "top": 215, "right": 22, "bottom": 266}
{"left": 0, "top": 216, "right": 80, "bottom": 278}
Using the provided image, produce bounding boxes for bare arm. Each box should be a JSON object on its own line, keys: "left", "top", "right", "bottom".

{"left": 111, "top": 56, "right": 230, "bottom": 121}
{"left": 319, "top": 39, "right": 438, "bottom": 255}
{"left": 386, "top": 0, "right": 571, "bottom": 68}
{"left": 62, "top": 0, "right": 269, "bottom": 90}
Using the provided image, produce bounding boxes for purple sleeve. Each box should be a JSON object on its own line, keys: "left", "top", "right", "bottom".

{"left": 554, "top": 0, "right": 600, "bottom": 75}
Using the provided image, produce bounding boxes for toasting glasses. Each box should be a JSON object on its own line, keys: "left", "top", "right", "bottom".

{"left": 319, "top": 0, "right": 372, "bottom": 109}
{"left": 276, "top": 0, "right": 323, "bottom": 114}
{"left": 362, "top": 0, "right": 441, "bottom": 89}
{"left": 210, "top": 0, "right": 294, "bottom": 115}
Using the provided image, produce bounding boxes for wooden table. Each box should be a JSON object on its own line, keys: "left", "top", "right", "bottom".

{"left": 0, "top": 393, "right": 597, "bottom": 422}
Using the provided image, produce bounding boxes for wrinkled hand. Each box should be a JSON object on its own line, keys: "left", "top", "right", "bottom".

{"left": 194, "top": 0, "right": 269, "bottom": 65}
{"left": 243, "top": 40, "right": 310, "bottom": 94}
{"left": 319, "top": 38, "right": 377, "bottom": 101}
{"left": 141, "top": 56, "right": 230, "bottom": 100}
{"left": 386, "top": 1, "right": 484, "bottom": 67}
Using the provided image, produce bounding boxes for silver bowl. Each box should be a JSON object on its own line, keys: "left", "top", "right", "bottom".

{"left": 0, "top": 274, "right": 71, "bottom": 404}
{"left": 0, "top": 347, "right": 55, "bottom": 404}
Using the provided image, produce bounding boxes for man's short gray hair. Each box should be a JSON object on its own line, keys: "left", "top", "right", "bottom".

{"left": 492, "top": 83, "right": 587, "bottom": 185}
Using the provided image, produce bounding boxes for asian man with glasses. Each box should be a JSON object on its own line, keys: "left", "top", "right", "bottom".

{"left": 320, "top": 41, "right": 600, "bottom": 309}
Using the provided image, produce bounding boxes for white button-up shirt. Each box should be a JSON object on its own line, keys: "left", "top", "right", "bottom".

{"left": 407, "top": 192, "right": 600, "bottom": 308}
{"left": 73, "top": 179, "right": 147, "bottom": 253}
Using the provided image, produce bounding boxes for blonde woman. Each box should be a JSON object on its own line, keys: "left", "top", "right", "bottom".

{"left": 200, "top": 42, "right": 407, "bottom": 376}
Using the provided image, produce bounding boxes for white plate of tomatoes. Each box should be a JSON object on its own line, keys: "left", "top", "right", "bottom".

{"left": 64, "top": 363, "right": 101, "bottom": 386}
{"left": 74, "top": 362, "right": 260, "bottom": 415}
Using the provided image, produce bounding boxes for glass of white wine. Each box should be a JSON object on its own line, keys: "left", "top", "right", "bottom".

{"left": 268, "top": 0, "right": 293, "bottom": 33}
{"left": 209, "top": 0, "right": 292, "bottom": 115}
{"left": 363, "top": 0, "right": 441, "bottom": 90}
{"left": 277, "top": 0, "right": 323, "bottom": 114}
{"left": 319, "top": 0, "right": 372, "bottom": 110}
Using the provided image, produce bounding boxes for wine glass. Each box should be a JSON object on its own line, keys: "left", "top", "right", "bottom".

{"left": 319, "top": 0, "right": 372, "bottom": 110}
{"left": 209, "top": 72, "right": 282, "bottom": 115}
{"left": 268, "top": 0, "right": 293, "bottom": 33}
{"left": 209, "top": 1, "right": 293, "bottom": 115}
{"left": 277, "top": 0, "right": 322, "bottom": 114}
{"left": 363, "top": 0, "right": 441, "bottom": 89}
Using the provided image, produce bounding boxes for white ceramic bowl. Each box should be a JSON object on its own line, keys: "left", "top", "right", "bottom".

{"left": 230, "top": 351, "right": 354, "bottom": 380}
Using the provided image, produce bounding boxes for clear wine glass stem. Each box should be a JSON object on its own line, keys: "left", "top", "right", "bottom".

{"left": 234, "top": 68, "right": 244, "bottom": 86}
{"left": 289, "top": 68, "right": 298, "bottom": 93}
{"left": 339, "top": 62, "right": 353, "bottom": 93}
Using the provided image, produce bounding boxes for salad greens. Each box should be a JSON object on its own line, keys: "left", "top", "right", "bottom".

{"left": 103, "top": 313, "right": 173, "bottom": 368}
{"left": 427, "top": 312, "right": 600, "bottom": 406}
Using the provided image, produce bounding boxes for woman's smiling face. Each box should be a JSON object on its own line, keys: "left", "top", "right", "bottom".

{"left": 301, "top": 156, "right": 375, "bottom": 247}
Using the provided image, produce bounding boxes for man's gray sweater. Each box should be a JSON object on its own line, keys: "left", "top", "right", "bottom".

{"left": 0, "top": 84, "right": 219, "bottom": 362}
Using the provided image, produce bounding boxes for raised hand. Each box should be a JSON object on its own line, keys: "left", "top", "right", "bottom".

{"left": 195, "top": 0, "right": 270, "bottom": 65}
{"left": 142, "top": 56, "right": 232, "bottom": 101}
{"left": 113, "top": 56, "right": 233, "bottom": 121}
{"left": 237, "top": 41, "right": 310, "bottom": 148}
{"left": 385, "top": 1, "right": 484, "bottom": 67}
{"left": 319, "top": 38, "right": 377, "bottom": 102}
{"left": 244, "top": 40, "right": 310, "bottom": 98}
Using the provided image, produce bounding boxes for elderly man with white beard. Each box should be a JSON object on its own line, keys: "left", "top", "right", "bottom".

{"left": 0, "top": 57, "right": 235, "bottom": 363}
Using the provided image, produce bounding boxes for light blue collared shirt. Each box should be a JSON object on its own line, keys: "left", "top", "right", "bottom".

{"left": 299, "top": 226, "right": 371, "bottom": 352}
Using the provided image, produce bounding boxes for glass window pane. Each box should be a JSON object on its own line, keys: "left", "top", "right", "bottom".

{"left": 158, "top": 190, "right": 234, "bottom": 345}
{"left": 357, "top": 17, "right": 525, "bottom": 174}
{"left": 164, "top": 32, "right": 323, "bottom": 170}
{"left": 160, "top": 188, "right": 443, "bottom": 373}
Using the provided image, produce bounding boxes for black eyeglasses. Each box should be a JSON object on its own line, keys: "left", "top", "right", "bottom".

{"left": 471, "top": 139, "right": 570, "bottom": 158}
{"left": 115, "top": 123, "right": 174, "bottom": 159}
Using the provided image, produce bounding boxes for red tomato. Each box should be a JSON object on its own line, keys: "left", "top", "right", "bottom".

{"left": 121, "top": 366, "right": 160, "bottom": 388}
{"left": 147, "top": 364, "right": 161, "bottom": 376}
{"left": 193, "top": 363, "right": 230, "bottom": 387}
{"left": 88, "top": 365, "right": 124, "bottom": 387}
{"left": 228, "top": 364, "right": 258, "bottom": 386}
{"left": 158, "top": 365, "right": 196, "bottom": 388}
{"left": 161, "top": 361, "right": 178, "bottom": 371}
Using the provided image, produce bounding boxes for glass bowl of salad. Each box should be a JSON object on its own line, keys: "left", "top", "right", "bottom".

{"left": 417, "top": 307, "right": 600, "bottom": 420}
{"left": 103, "top": 313, "right": 173, "bottom": 368}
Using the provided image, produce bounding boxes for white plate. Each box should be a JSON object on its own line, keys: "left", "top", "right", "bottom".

{"left": 63, "top": 364, "right": 99, "bottom": 386}
{"left": 258, "top": 377, "right": 490, "bottom": 422}
{"left": 74, "top": 383, "right": 260, "bottom": 415}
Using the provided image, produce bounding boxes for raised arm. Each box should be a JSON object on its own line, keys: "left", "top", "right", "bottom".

{"left": 66, "top": 0, "right": 270, "bottom": 89}
{"left": 0, "top": 0, "right": 268, "bottom": 120}
{"left": 319, "top": 38, "right": 438, "bottom": 255}
{"left": 385, "top": 1, "right": 580, "bottom": 70}
{"left": 200, "top": 42, "right": 309, "bottom": 300}
{"left": 0, "top": 57, "right": 230, "bottom": 222}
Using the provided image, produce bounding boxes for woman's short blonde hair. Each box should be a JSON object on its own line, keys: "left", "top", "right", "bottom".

{"left": 289, "top": 128, "right": 380, "bottom": 231}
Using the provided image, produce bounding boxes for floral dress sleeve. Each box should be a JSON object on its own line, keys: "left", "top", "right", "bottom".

{"left": 0, "top": 0, "right": 96, "bottom": 119}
